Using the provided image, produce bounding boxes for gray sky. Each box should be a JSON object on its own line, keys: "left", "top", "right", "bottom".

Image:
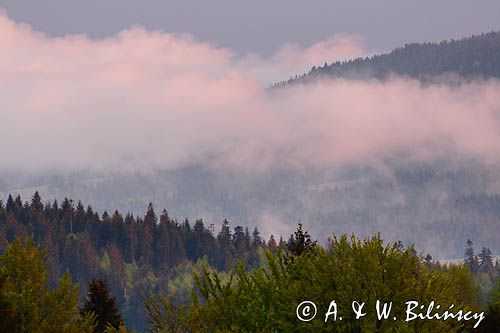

{"left": 1, "top": 0, "right": 500, "bottom": 55}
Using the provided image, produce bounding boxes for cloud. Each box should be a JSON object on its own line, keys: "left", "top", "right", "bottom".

{"left": 0, "top": 10, "right": 500, "bottom": 175}
{"left": 265, "top": 78, "right": 500, "bottom": 168}
{"left": 237, "top": 34, "right": 366, "bottom": 84}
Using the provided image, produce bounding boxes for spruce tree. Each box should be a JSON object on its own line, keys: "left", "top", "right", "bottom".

{"left": 286, "top": 222, "right": 316, "bottom": 257}
{"left": 81, "top": 279, "right": 123, "bottom": 333}
{"left": 30, "top": 191, "right": 43, "bottom": 211}
{"left": 144, "top": 202, "right": 157, "bottom": 226}
{"left": 13, "top": 195, "right": 23, "bottom": 213}
{"left": 479, "top": 247, "right": 494, "bottom": 276}
{"left": 232, "top": 226, "right": 246, "bottom": 255}
{"left": 216, "top": 220, "right": 232, "bottom": 269}
{"left": 267, "top": 235, "right": 277, "bottom": 251}
{"left": 5, "top": 195, "right": 14, "bottom": 212}
{"left": 217, "top": 219, "right": 231, "bottom": 248}
{"left": 251, "top": 227, "right": 262, "bottom": 247}
{"left": 464, "top": 239, "right": 480, "bottom": 274}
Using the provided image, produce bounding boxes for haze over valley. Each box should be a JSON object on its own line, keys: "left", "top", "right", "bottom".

{"left": 1, "top": 11, "right": 500, "bottom": 258}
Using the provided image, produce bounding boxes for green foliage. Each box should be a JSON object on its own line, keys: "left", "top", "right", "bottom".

{"left": 0, "top": 238, "right": 95, "bottom": 332}
{"left": 103, "top": 323, "right": 130, "bottom": 333}
{"left": 144, "top": 294, "right": 188, "bottom": 333}
{"left": 144, "top": 260, "right": 231, "bottom": 332}
{"left": 100, "top": 251, "right": 111, "bottom": 273}
{"left": 1, "top": 192, "right": 496, "bottom": 331}
{"left": 147, "top": 233, "right": 481, "bottom": 332}
{"left": 0, "top": 192, "right": 267, "bottom": 331}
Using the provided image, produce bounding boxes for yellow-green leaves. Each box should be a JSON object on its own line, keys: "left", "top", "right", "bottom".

{"left": 0, "top": 238, "right": 95, "bottom": 332}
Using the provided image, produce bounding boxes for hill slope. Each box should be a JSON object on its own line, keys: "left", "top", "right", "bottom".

{"left": 275, "top": 31, "right": 500, "bottom": 86}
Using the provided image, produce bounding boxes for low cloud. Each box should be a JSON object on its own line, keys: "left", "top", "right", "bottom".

{"left": 238, "top": 34, "right": 366, "bottom": 84}
{"left": 0, "top": 11, "right": 499, "bottom": 174}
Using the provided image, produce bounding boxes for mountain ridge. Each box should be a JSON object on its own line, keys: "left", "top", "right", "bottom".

{"left": 274, "top": 31, "right": 500, "bottom": 87}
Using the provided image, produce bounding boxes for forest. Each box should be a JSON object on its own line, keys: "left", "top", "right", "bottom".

{"left": 1, "top": 3, "right": 500, "bottom": 332}
{"left": 4, "top": 159, "right": 500, "bottom": 260}
{"left": 0, "top": 192, "right": 272, "bottom": 331}
{"left": 1, "top": 192, "right": 500, "bottom": 332}
{"left": 274, "top": 31, "right": 500, "bottom": 86}
{"left": 3, "top": 32, "right": 500, "bottom": 263}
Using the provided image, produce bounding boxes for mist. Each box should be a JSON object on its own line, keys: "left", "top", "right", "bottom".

{"left": 1, "top": 11, "right": 499, "bottom": 172}
{"left": 1, "top": 12, "right": 500, "bottom": 258}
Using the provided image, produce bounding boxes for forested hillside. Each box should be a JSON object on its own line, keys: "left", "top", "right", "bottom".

{"left": 2, "top": 206, "right": 500, "bottom": 332}
{"left": 0, "top": 192, "right": 271, "bottom": 330}
{"left": 274, "top": 31, "right": 500, "bottom": 86}
{"left": 3, "top": 160, "right": 500, "bottom": 260}
{"left": 2, "top": 2, "right": 500, "bottom": 331}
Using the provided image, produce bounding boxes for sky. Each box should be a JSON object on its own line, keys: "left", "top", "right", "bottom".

{"left": 1, "top": 9, "right": 500, "bottom": 173}
{"left": 2, "top": 3, "right": 500, "bottom": 249}
{"left": 1, "top": 1, "right": 500, "bottom": 55}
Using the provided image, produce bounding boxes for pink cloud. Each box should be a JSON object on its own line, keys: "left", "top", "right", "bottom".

{"left": 274, "top": 34, "right": 365, "bottom": 70}
{"left": 237, "top": 34, "right": 366, "bottom": 85}
{"left": 0, "top": 11, "right": 499, "bottom": 173}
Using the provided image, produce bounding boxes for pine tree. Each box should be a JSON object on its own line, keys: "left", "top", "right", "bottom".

{"left": 216, "top": 220, "right": 232, "bottom": 269}
{"left": 464, "top": 239, "right": 480, "bottom": 275}
{"left": 30, "top": 191, "right": 43, "bottom": 211}
{"left": 217, "top": 219, "right": 231, "bottom": 250}
{"left": 51, "top": 199, "right": 59, "bottom": 220}
{"left": 251, "top": 227, "right": 262, "bottom": 247}
{"left": 232, "top": 226, "right": 246, "bottom": 256}
{"left": 13, "top": 195, "right": 23, "bottom": 213}
{"left": 5, "top": 195, "right": 14, "bottom": 212}
{"left": 61, "top": 197, "right": 73, "bottom": 214}
{"left": 286, "top": 222, "right": 316, "bottom": 257}
{"left": 81, "top": 279, "right": 123, "bottom": 333}
{"left": 144, "top": 203, "right": 157, "bottom": 226}
{"left": 244, "top": 227, "right": 251, "bottom": 251}
{"left": 479, "top": 247, "right": 494, "bottom": 276}
{"left": 267, "top": 235, "right": 277, "bottom": 252}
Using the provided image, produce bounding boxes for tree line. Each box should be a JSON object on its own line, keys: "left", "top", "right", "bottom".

{"left": 273, "top": 31, "right": 500, "bottom": 87}
{"left": 0, "top": 192, "right": 277, "bottom": 330}
{"left": 2, "top": 192, "right": 500, "bottom": 331}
